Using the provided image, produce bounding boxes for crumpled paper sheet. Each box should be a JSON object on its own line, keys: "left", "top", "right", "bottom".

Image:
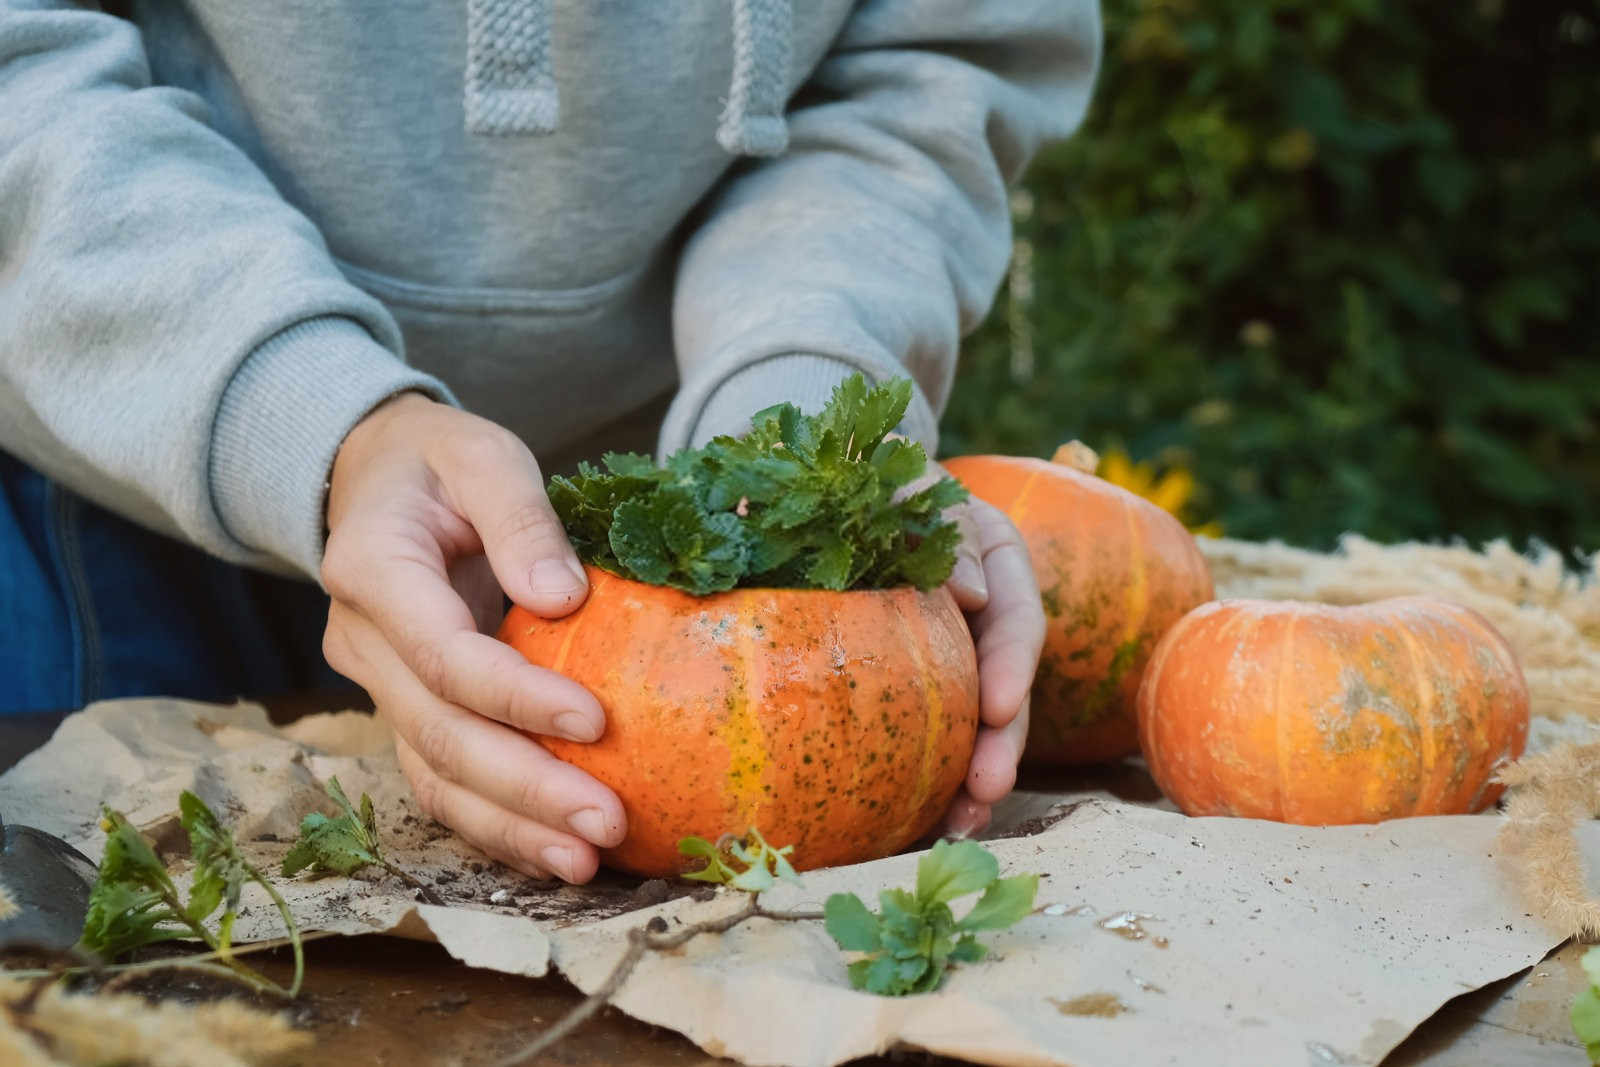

{"left": 0, "top": 699, "right": 552, "bottom": 975}
{"left": 2, "top": 698, "right": 1595, "bottom": 1067}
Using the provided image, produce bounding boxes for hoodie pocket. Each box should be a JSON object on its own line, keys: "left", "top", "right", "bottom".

{"left": 333, "top": 257, "right": 678, "bottom": 461}
{"left": 335, "top": 258, "right": 650, "bottom": 317}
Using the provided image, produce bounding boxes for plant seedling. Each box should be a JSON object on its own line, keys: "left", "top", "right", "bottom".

{"left": 824, "top": 838, "right": 1038, "bottom": 996}
{"left": 78, "top": 792, "right": 303, "bottom": 996}
{"left": 282, "top": 776, "right": 442, "bottom": 905}
{"left": 679, "top": 828, "right": 802, "bottom": 893}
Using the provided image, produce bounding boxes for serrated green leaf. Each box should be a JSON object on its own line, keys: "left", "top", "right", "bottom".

{"left": 180, "top": 791, "right": 248, "bottom": 919}
{"left": 282, "top": 813, "right": 373, "bottom": 876}
{"left": 79, "top": 881, "right": 185, "bottom": 958}
{"left": 602, "top": 451, "right": 659, "bottom": 478}
{"left": 916, "top": 840, "right": 1000, "bottom": 908}
{"left": 956, "top": 874, "right": 1039, "bottom": 933}
{"left": 824, "top": 893, "right": 882, "bottom": 952}
{"left": 283, "top": 776, "right": 386, "bottom": 879}
{"left": 609, "top": 497, "right": 675, "bottom": 586}
{"left": 95, "top": 808, "right": 173, "bottom": 895}
{"left": 80, "top": 806, "right": 191, "bottom": 959}
{"left": 549, "top": 374, "right": 964, "bottom": 593}
{"left": 869, "top": 438, "right": 927, "bottom": 488}
{"left": 805, "top": 537, "right": 854, "bottom": 590}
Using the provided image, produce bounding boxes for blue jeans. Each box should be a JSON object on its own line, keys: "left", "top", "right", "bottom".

{"left": 0, "top": 449, "right": 349, "bottom": 715}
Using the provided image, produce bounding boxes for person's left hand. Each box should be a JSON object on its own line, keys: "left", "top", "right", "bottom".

{"left": 929, "top": 461, "right": 1046, "bottom": 837}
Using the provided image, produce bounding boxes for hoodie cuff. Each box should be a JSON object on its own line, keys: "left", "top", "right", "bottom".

{"left": 209, "top": 316, "right": 456, "bottom": 577}
{"left": 660, "top": 352, "right": 940, "bottom": 455}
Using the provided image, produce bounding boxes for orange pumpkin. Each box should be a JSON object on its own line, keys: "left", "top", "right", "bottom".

{"left": 1136, "top": 597, "right": 1530, "bottom": 823}
{"left": 944, "top": 445, "right": 1214, "bottom": 765}
{"left": 497, "top": 566, "right": 980, "bottom": 876}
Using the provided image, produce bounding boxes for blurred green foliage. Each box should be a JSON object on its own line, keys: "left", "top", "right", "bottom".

{"left": 942, "top": 0, "right": 1600, "bottom": 554}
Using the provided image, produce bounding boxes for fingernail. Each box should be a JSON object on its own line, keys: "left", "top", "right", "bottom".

{"left": 566, "top": 556, "right": 588, "bottom": 585}
{"left": 568, "top": 807, "right": 610, "bottom": 843}
{"left": 554, "top": 710, "right": 601, "bottom": 742}
{"left": 954, "top": 556, "right": 987, "bottom": 598}
{"left": 541, "top": 845, "right": 577, "bottom": 881}
{"left": 532, "top": 558, "right": 583, "bottom": 597}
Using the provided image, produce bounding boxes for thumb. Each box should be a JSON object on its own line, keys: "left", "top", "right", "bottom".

{"left": 434, "top": 426, "right": 589, "bottom": 617}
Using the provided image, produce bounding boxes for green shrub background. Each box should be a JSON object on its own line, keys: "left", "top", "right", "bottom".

{"left": 941, "top": 0, "right": 1599, "bottom": 555}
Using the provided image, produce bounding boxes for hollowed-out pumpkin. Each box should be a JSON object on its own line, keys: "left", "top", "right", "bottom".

{"left": 944, "top": 445, "right": 1214, "bottom": 765}
{"left": 497, "top": 566, "right": 980, "bottom": 876}
{"left": 1136, "top": 596, "right": 1530, "bottom": 823}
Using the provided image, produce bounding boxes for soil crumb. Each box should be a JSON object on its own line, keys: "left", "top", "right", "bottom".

{"left": 988, "top": 801, "right": 1090, "bottom": 841}
{"left": 1050, "top": 992, "right": 1129, "bottom": 1018}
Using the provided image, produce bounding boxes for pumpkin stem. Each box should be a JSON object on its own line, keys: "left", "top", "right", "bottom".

{"left": 1052, "top": 440, "right": 1100, "bottom": 474}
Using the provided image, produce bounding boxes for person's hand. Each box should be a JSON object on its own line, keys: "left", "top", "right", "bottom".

{"left": 930, "top": 462, "right": 1046, "bottom": 837}
{"left": 319, "top": 393, "right": 626, "bottom": 883}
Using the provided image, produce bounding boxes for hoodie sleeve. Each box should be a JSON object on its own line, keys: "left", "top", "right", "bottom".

{"left": 659, "top": 0, "right": 1100, "bottom": 452}
{"left": 0, "top": 3, "right": 453, "bottom": 579}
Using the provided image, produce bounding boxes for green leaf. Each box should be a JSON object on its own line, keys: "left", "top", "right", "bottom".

{"left": 601, "top": 451, "right": 659, "bottom": 478}
{"left": 915, "top": 839, "right": 1000, "bottom": 907}
{"left": 948, "top": 935, "right": 987, "bottom": 963}
{"left": 180, "top": 791, "right": 248, "bottom": 921}
{"left": 549, "top": 374, "right": 965, "bottom": 593}
{"left": 95, "top": 808, "right": 175, "bottom": 897}
{"left": 79, "top": 881, "right": 185, "bottom": 959}
{"left": 805, "top": 537, "right": 854, "bottom": 590}
{"left": 828, "top": 841, "right": 1040, "bottom": 998}
{"left": 955, "top": 874, "right": 1040, "bottom": 932}
{"left": 79, "top": 804, "right": 206, "bottom": 959}
{"left": 896, "top": 956, "right": 931, "bottom": 987}
{"left": 846, "top": 958, "right": 876, "bottom": 992}
{"left": 675, "top": 828, "right": 801, "bottom": 891}
{"left": 283, "top": 812, "right": 381, "bottom": 877}
{"left": 869, "top": 438, "right": 927, "bottom": 488}
{"left": 282, "top": 777, "right": 385, "bottom": 878}
{"left": 863, "top": 953, "right": 902, "bottom": 995}
{"left": 1582, "top": 946, "right": 1600, "bottom": 991}
{"left": 824, "top": 893, "right": 882, "bottom": 952}
{"left": 1572, "top": 986, "right": 1600, "bottom": 1062}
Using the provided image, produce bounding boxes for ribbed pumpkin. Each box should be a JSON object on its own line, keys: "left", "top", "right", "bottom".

{"left": 944, "top": 444, "right": 1214, "bottom": 765}
{"left": 497, "top": 566, "right": 980, "bottom": 876}
{"left": 1137, "top": 597, "right": 1530, "bottom": 823}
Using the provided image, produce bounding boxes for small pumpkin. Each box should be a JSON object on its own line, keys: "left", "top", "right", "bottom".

{"left": 1136, "top": 596, "right": 1530, "bottom": 823}
{"left": 944, "top": 444, "right": 1214, "bottom": 765}
{"left": 497, "top": 566, "right": 980, "bottom": 876}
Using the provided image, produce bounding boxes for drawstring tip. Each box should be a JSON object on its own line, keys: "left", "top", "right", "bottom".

{"left": 717, "top": 115, "right": 789, "bottom": 157}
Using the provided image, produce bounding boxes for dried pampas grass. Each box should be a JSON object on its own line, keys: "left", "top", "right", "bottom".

{"left": 1201, "top": 535, "right": 1600, "bottom": 723}
{"left": 0, "top": 977, "right": 310, "bottom": 1067}
{"left": 1497, "top": 744, "right": 1600, "bottom": 941}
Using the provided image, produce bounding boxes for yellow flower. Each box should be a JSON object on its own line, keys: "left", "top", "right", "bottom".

{"left": 1097, "top": 446, "right": 1223, "bottom": 538}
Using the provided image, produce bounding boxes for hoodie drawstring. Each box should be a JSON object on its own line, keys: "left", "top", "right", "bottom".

{"left": 718, "top": 0, "right": 792, "bottom": 157}
{"left": 464, "top": 0, "right": 560, "bottom": 136}
{"left": 463, "top": 0, "right": 791, "bottom": 157}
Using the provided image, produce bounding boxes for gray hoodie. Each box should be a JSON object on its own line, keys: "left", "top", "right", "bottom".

{"left": 0, "top": 0, "right": 1100, "bottom": 579}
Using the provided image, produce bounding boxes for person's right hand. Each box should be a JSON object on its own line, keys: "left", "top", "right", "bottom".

{"left": 319, "top": 393, "right": 626, "bottom": 883}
